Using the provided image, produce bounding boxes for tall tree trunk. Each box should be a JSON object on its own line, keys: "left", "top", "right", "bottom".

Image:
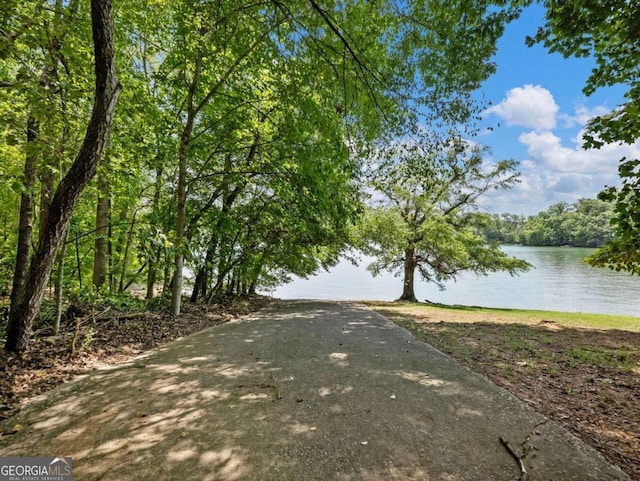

{"left": 118, "top": 208, "right": 138, "bottom": 292}
{"left": 39, "top": 166, "right": 54, "bottom": 235}
{"left": 170, "top": 124, "right": 191, "bottom": 315}
{"left": 162, "top": 253, "right": 172, "bottom": 296}
{"left": 399, "top": 247, "right": 418, "bottom": 302}
{"left": 169, "top": 36, "right": 261, "bottom": 313}
{"left": 92, "top": 161, "right": 110, "bottom": 290}
{"left": 190, "top": 234, "right": 219, "bottom": 303}
{"left": 107, "top": 205, "right": 114, "bottom": 290}
{"left": 8, "top": 114, "right": 39, "bottom": 318}
{"left": 4, "top": 0, "right": 121, "bottom": 352}
{"left": 53, "top": 231, "right": 68, "bottom": 335}
{"left": 74, "top": 234, "right": 83, "bottom": 289}
{"left": 170, "top": 55, "right": 201, "bottom": 316}
{"left": 146, "top": 246, "right": 160, "bottom": 300}
{"left": 190, "top": 266, "right": 207, "bottom": 303}
{"left": 146, "top": 163, "right": 163, "bottom": 300}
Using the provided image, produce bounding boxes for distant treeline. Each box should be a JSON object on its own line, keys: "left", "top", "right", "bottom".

{"left": 481, "top": 199, "right": 615, "bottom": 248}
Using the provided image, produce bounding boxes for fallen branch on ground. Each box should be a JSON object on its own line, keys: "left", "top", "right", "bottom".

{"left": 500, "top": 436, "right": 528, "bottom": 481}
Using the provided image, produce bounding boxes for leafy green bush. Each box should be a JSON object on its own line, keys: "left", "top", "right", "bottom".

{"left": 67, "top": 290, "right": 146, "bottom": 312}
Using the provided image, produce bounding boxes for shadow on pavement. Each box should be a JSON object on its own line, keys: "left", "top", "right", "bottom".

{"left": 0, "top": 301, "right": 630, "bottom": 481}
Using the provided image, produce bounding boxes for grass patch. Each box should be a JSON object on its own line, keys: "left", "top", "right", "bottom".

{"left": 365, "top": 300, "right": 640, "bottom": 331}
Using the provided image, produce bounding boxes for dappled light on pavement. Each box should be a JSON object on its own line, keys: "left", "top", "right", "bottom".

{"left": 0, "top": 300, "right": 629, "bottom": 480}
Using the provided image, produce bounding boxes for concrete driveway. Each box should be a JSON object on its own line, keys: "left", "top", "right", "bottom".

{"left": 0, "top": 300, "right": 629, "bottom": 480}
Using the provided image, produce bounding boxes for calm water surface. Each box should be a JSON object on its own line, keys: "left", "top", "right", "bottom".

{"left": 273, "top": 246, "right": 640, "bottom": 316}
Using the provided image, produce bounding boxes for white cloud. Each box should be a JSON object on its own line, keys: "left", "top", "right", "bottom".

{"left": 479, "top": 84, "right": 634, "bottom": 214}
{"left": 545, "top": 173, "right": 590, "bottom": 194}
{"left": 480, "top": 161, "right": 618, "bottom": 215}
{"left": 518, "top": 128, "right": 640, "bottom": 174}
{"left": 558, "top": 104, "right": 610, "bottom": 128}
{"left": 484, "top": 84, "right": 559, "bottom": 131}
{"left": 483, "top": 131, "right": 637, "bottom": 214}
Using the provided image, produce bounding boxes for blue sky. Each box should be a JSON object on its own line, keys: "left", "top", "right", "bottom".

{"left": 474, "top": 3, "right": 638, "bottom": 215}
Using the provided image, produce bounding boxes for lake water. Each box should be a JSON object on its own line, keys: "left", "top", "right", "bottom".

{"left": 272, "top": 246, "right": 640, "bottom": 317}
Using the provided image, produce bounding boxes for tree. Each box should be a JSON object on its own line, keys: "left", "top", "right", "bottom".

{"left": 4, "top": 0, "right": 121, "bottom": 351}
{"left": 0, "top": 0, "right": 523, "bottom": 349}
{"left": 502, "top": 199, "right": 615, "bottom": 248}
{"left": 480, "top": 213, "right": 527, "bottom": 244}
{"left": 527, "top": 1, "right": 640, "bottom": 271}
{"left": 358, "top": 134, "right": 530, "bottom": 302}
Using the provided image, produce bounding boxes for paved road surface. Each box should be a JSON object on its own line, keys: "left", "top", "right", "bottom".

{"left": 0, "top": 300, "right": 629, "bottom": 480}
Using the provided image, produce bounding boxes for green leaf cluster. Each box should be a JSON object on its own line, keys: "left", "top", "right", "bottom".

{"left": 526, "top": 0, "right": 640, "bottom": 273}
{"left": 482, "top": 198, "right": 615, "bottom": 248}
{"left": 356, "top": 133, "right": 529, "bottom": 296}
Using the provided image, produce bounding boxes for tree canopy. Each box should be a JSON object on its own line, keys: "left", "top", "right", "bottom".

{"left": 356, "top": 133, "right": 530, "bottom": 301}
{"left": 482, "top": 198, "right": 615, "bottom": 248}
{"left": 0, "top": 0, "right": 522, "bottom": 350}
{"left": 527, "top": 0, "right": 640, "bottom": 273}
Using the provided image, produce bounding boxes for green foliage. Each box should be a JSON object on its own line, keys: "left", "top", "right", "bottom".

{"left": 480, "top": 213, "right": 527, "bottom": 245}
{"left": 586, "top": 237, "right": 640, "bottom": 274}
{"left": 67, "top": 290, "right": 146, "bottom": 312}
{"left": 482, "top": 199, "right": 615, "bottom": 248}
{"left": 527, "top": 1, "right": 640, "bottom": 273}
{"left": 356, "top": 133, "right": 530, "bottom": 296}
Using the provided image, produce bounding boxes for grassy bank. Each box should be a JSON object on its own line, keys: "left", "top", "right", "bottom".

{"left": 366, "top": 300, "right": 640, "bottom": 331}
{"left": 366, "top": 301, "right": 640, "bottom": 480}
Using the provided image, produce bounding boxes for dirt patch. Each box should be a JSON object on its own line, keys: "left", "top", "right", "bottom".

{"left": 370, "top": 305, "right": 640, "bottom": 481}
{"left": 0, "top": 295, "right": 272, "bottom": 422}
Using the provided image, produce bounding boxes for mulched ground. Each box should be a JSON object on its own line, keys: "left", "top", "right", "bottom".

{"left": 0, "top": 295, "right": 272, "bottom": 422}
{"left": 372, "top": 306, "right": 640, "bottom": 481}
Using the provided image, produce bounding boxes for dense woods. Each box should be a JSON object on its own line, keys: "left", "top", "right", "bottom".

{"left": 1, "top": 0, "right": 638, "bottom": 351}
{"left": 0, "top": 0, "right": 521, "bottom": 350}
{"left": 482, "top": 198, "right": 615, "bottom": 248}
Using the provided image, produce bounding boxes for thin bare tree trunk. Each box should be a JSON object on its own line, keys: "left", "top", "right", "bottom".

{"left": 75, "top": 234, "right": 82, "bottom": 289}
{"left": 170, "top": 128, "right": 190, "bottom": 315}
{"left": 53, "top": 231, "right": 68, "bottom": 335}
{"left": 92, "top": 161, "right": 110, "bottom": 290}
{"left": 107, "top": 207, "right": 114, "bottom": 290}
{"left": 118, "top": 209, "right": 138, "bottom": 292}
{"left": 170, "top": 55, "right": 200, "bottom": 316}
{"left": 8, "top": 114, "right": 39, "bottom": 318}
{"left": 146, "top": 163, "right": 163, "bottom": 300}
{"left": 39, "top": 166, "right": 54, "bottom": 235}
